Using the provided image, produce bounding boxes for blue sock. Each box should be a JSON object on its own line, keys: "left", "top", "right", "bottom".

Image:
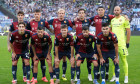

{"left": 71, "top": 67, "right": 75, "bottom": 79}
{"left": 115, "top": 63, "right": 120, "bottom": 78}
{"left": 53, "top": 63, "right": 56, "bottom": 76}
{"left": 40, "top": 59, "right": 46, "bottom": 77}
{"left": 101, "top": 63, "right": 105, "bottom": 79}
{"left": 94, "top": 66, "right": 98, "bottom": 79}
{"left": 12, "top": 65, "right": 17, "bottom": 80}
{"left": 22, "top": 61, "right": 26, "bottom": 76}
{"left": 26, "top": 65, "right": 30, "bottom": 80}
{"left": 97, "top": 60, "right": 100, "bottom": 74}
{"left": 87, "top": 61, "right": 91, "bottom": 74}
{"left": 49, "top": 72, "right": 53, "bottom": 79}
{"left": 76, "top": 66, "right": 80, "bottom": 79}
{"left": 33, "top": 73, "right": 37, "bottom": 79}
{"left": 55, "top": 68, "right": 60, "bottom": 79}
{"left": 105, "top": 59, "right": 109, "bottom": 73}
{"left": 62, "top": 61, "right": 67, "bottom": 75}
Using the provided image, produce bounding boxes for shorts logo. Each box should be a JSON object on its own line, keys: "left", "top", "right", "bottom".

{"left": 25, "top": 34, "right": 28, "bottom": 37}
{"left": 41, "top": 22, "right": 43, "bottom": 25}
{"left": 66, "top": 38, "right": 69, "bottom": 41}
{"left": 89, "top": 38, "right": 91, "bottom": 42}
{"left": 44, "top": 38, "right": 47, "bottom": 41}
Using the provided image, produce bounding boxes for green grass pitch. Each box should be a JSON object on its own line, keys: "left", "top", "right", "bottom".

{"left": 0, "top": 36, "right": 140, "bottom": 84}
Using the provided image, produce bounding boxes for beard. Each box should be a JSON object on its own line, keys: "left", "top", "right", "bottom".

{"left": 115, "top": 13, "right": 120, "bottom": 16}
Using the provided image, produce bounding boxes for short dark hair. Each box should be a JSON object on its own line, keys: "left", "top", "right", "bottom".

{"left": 82, "top": 26, "right": 89, "bottom": 30}
{"left": 37, "top": 27, "right": 44, "bottom": 30}
{"left": 102, "top": 23, "right": 109, "bottom": 27}
{"left": 97, "top": 6, "right": 105, "bottom": 10}
{"left": 17, "top": 11, "right": 24, "bottom": 15}
{"left": 78, "top": 8, "right": 86, "bottom": 13}
{"left": 18, "top": 22, "right": 26, "bottom": 26}
{"left": 61, "top": 24, "right": 68, "bottom": 29}
{"left": 34, "top": 9, "right": 41, "bottom": 13}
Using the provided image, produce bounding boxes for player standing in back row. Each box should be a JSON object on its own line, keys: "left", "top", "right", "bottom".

{"left": 110, "top": 6, "right": 131, "bottom": 83}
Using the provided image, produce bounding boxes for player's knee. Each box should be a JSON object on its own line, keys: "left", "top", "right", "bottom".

{"left": 55, "top": 61, "right": 59, "bottom": 68}
{"left": 12, "top": 61, "right": 18, "bottom": 65}
{"left": 34, "top": 61, "right": 38, "bottom": 67}
{"left": 76, "top": 61, "right": 81, "bottom": 67}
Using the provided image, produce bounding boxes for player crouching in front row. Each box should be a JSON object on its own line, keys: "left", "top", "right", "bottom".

{"left": 54, "top": 25, "right": 75, "bottom": 84}
{"left": 75, "top": 26, "right": 99, "bottom": 84}
{"left": 10, "top": 22, "right": 33, "bottom": 84}
{"left": 96, "top": 23, "right": 120, "bottom": 84}
{"left": 31, "top": 27, "right": 54, "bottom": 84}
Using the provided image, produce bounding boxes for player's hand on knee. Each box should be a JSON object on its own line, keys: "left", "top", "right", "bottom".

{"left": 114, "top": 57, "right": 119, "bottom": 64}
{"left": 76, "top": 54, "right": 81, "bottom": 60}
{"left": 33, "top": 55, "right": 38, "bottom": 61}
{"left": 70, "top": 57, "right": 75, "bottom": 63}
{"left": 93, "top": 54, "right": 98, "bottom": 60}
{"left": 12, "top": 53, "right": 17, "bottom": 61}
{"left": 100, "top": 58, "right": 105, "bottom": 65}
{"left": 8, "top": 45, "right": 11, "bottom": 52}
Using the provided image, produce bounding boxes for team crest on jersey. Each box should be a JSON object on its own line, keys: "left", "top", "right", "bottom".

{"left": 64, "top": 21, "right": 66, "bottom": 23}
{"left": 44, "top": 38, "right": 47, "bottom": 41}
{"left": 85, "top": 20, "right": 87, "bottom": 22}
{"left": 41, "top": 22, "right": 43, "bottom": 25}
{"left": 108, "top": 36, "right": 111, "bottom": 40}
{"left": 36, "top": 39, "right": 38, "bottom": 41}
{"left": 104, "top": 16, "right": 107, "bottom": 18}
{"left": 66, "top": 38, "right": 69, "bottom": 41}
{"left": 25, "top": 34, "right": 28, "bottom": 37}
{"left": 89, "top": 38, "right": 91, "bottom": 42}
{"left": 16, "top": 36, "right": 18, "bottom": 38}
{"left": 119, "top": 19, "right": 122, "bottom": 22}
{"left": 33, "top": 23, "right": 35, "bottom": 25}
{"left": 56, "top": 21, "right": 58, "bottom": 23}
{"left": 77, "top": 21, "right": 79, "bottom": 22}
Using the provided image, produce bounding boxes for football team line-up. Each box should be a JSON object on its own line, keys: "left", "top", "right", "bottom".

{"left": 7, "top": 5, "right": 131, "bottom": 84}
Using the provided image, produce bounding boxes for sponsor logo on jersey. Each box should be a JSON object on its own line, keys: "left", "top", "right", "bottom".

{"left": 64, "top": 21, "right": 66, "bottom": 23}
{"left": 41, "top": 22, "right": 43, "bottom": 25}
{"left": 36, "top": 39, "right": 38, "bottom": 41}
{"left": 119, "top": 19, "right": 122, "bottom": 22}
{"left": 85, "top": 19, "right": 87, "bottom": 22}
{"left": 16, "top": 36, "right": 18, "bottom": 38}
{"left": 33, "top": 23, "right": 34, "bottom": 25}
{"left": 104, "top": 16, "right": 107, "bottom": 18}
{"left": 108, "top": 36, "right": 111, "bottom": 40}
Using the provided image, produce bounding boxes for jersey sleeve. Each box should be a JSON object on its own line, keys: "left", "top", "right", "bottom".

{"left": 96, "top": 37, "right": 101, "bottom": 44}
{"left": 112, "top": 34, "right": 118, "bottom": 44}
{"left": 68, "top": 20, "right": 73, "bottom": 27}
{"left": 45, "top": 21, "right": 51, "bottom": 29}
{"left": 89, "top": 16, "right": 94, "bottom": 22}
{"left": 108, "top": 15, "right": 115, "bottom": 20}
{"left": 124, "top": 20, "right": 130, "bottom": 29}
{"left": 74, "top": 36, "right": 79, "bottom": 45}
{"left": 48, "top": 35, "right": 52, "bottom": 44}
{"left": 48, "top": 19, "right": 54, "bottom": 25}
{"left": 54, "top": 37, "right": 59, "bottom": 46}
{"left": 70, "top": 36, "right": 74, "bottom": 46}
{"left": 30, "top": 31, "right": 33, "bottom": 37}
{"left": 9, "top": 23, "right": 14, "bottom": 32}
{"left": 10, "top": 33, "right": 14, "bottom": 43}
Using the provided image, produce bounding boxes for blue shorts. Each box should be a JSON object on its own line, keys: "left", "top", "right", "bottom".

{"left": 12, "top": 52, "right": 30, "bottom": 61}
{"left": 74, "top": 44, "right": 80, "bottom": 55}
{"left": 77, "top": 52, "right": 97, "bottom": 62}
{"left": 57, "top": 51, "right": 71, "bottom": 60}
{"left": 102, "top": 51, "right": 116, "bottom": 61}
